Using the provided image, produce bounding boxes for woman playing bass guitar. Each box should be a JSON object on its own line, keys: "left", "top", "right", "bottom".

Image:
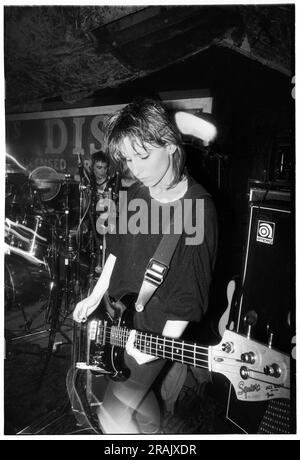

{"left": 73, "top": 98, "right": 218, "bottom": 434}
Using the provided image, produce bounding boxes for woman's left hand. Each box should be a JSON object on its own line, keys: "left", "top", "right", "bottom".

{"left": 125, "top": 330, "right": 158, "bottom": 365}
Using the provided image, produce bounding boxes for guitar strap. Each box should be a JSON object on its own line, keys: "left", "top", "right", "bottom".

{"left": 134, "top": 184, "right": 201, "bottom": 312}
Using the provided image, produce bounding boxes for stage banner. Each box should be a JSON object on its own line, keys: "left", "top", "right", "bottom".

{"left": 6, "top": 107, "right": 116, "bottom": 176}
{"left": 6, "top": 93, "right": 212, "bottom": 176}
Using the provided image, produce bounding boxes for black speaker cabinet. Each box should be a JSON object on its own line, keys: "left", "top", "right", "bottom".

{"left": 226, "top": 187, "right": 294, "bottom": 433}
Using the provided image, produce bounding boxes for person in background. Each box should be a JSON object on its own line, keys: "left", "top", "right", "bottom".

{"left": 91, "top": 150, "right": 110, "bottom": 196}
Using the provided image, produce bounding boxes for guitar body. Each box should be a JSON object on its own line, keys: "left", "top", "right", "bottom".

{"left": 83, "top": 294, "right": 137, "bottom": 381}
{"left": 66, "top": 293, "right": 138, "bottom": 431}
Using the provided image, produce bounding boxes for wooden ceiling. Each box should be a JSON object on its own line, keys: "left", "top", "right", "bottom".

{"left": 4, "top": 5, "right": 294, "bottom": 112}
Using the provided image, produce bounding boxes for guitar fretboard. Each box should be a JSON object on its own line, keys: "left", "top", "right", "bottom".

{"left": 106, "top": 325, "right": 210, "bottom": 370}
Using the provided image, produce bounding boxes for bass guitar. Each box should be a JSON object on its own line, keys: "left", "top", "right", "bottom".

{"left": 76, "top": 294, "right": 290, "bottom": 403}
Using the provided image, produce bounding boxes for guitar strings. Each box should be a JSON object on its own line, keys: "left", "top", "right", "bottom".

{"left": 78, "top": 323, "right": 290, "bottom": 397}
{"left": 89, "top": 323, "right": 210, "bottom": 367}
{"left": 91, "top": 325, "right": 289, "bottom": 387}
{"left": 96, "top": 324, "right": 209, "bottom": 351}
{"left": 107, "top": 325, "right": 210, "bottom": 356}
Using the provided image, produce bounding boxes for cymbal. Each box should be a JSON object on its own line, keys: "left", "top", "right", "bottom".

{"left": 29, "top": 166, "right": 61, "bottom": 201}
{"left": 30, "top": 177, "right": 79, "bottom": 184}
{"left": 30, "top": 178, "right": 60, "bottom": 184}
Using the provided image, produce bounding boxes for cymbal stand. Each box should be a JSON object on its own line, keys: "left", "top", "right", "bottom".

{"left": 73, "top": 170, "right": 101, "bottom": 300}
{"left": 73, "top": 181, "right": 90, "bottom": 303}
{"left": 46, "top": 173, "right": 87, "bottom": 344}
{"left": 45, "top": 220, "right": 60, "bottom": 325}
{"left": 62, "top": 174, "right": 73, "bottom": 314}
{"left": 38, "top": 175, "right": 73, "bottom": 390}
{"left": 48, "top": 174, "right": 74, "bottom": 317}
{"left": 28, "top": 179, "right": 51, "bottom": 220}
{"left": 88, "top": 183, "right": 102, "bottom": 276}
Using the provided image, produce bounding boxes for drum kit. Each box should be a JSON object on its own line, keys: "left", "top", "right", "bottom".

{"left": 4, "top": 160, "right": 101, "bottom": 344}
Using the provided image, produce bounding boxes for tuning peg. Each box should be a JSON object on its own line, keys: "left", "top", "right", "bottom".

{"left": 268, "top": 332, "right": 274, "bottom": 348}
{"left": 266, "top": 322, "right": 274, "bottom": 348}
{"left": 263, "top": 363, "right": 281, "bottom": 378}
{"left": 243, "top": 310, "right": 258, "bottom": 339}
{"left": 266, "top": 318, "right": 280, "bottom": 348}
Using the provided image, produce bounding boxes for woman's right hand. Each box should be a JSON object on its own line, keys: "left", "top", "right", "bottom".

{"left": 73, "top": 294, "right": 100, "bottom": 323}
{"left": 73, "top": 254, "right": 116, "bottom": 323}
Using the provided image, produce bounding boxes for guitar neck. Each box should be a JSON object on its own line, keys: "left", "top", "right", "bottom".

{"left": 86, "top": 318, "right": 290, "bottom": 402}
{"left": 110, "top": 326, "right": 210, "bottom": 371}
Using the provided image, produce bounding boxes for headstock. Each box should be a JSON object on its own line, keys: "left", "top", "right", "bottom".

{"left": 211, "top": 330, "right": 290, "bottom": 402}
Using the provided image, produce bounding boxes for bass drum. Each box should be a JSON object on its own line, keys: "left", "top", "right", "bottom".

{"left": 5, "top": 253, "right": 52, "bottom": 334}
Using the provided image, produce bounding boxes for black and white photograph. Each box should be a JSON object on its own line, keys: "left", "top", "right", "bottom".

{"left": 2, "top": 2, "right": 296, "bottom": 439}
